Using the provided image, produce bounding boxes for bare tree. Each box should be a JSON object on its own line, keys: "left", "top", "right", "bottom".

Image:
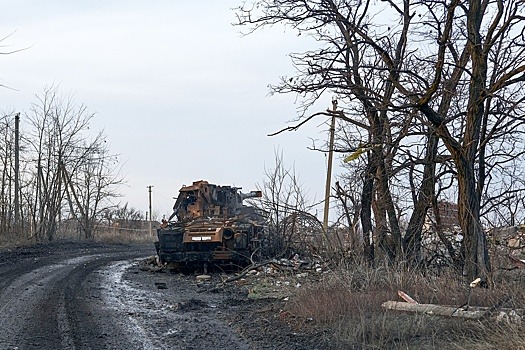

{"left": 61, "top": 134, "right": 123, "bottom": 239}
{"left": 0, "top": 112, "right": 15, "bottom": 237}
{"left": 21, "top": 87, "right": 124, "bottom": 241}
{"left": 238, "top": 1, "right": 431, "bottom": 264}
{"left": 0, "top": 31, "right": 28, "bottom": 90}
{"left": 251, "top": 150, "right": 320, "bottom": 258}
{"left": 236, "top": 0, "right": 525, "bottom": 281}
{"left": 103, "top": 203, "right": 144, "bottom": 227}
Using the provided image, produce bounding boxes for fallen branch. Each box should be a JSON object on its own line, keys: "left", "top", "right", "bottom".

{"left": 382, "top": 301, "right": 524, "bottom": 323}
{"left": 397, "top": 291, "right": 418, "bottom": 304}
{"left": 508, "top": 255, "right": 525, "bottom": 269}
{"left": 200, "top": 258, "right": 318, "bottom": 293}
{"left": 223, "top": 260, "right": 276, "bottom": 283}
{"left": 199, "top": 260, "right": 276, "bottom": 293}
{"left": 382, "top": 301, "right": 486, "bottom": 319}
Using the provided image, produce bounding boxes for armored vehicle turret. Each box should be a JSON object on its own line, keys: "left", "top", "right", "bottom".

{"left": 155, "top": 180, "right": 264, "bottom": 271}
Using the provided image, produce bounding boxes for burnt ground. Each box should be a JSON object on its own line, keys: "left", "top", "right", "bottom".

{"left": 0, "top": 241, "right": 331, "bottom": 350}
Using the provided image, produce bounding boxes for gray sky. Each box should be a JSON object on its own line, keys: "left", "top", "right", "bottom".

{"left": 1, "top": 1, "right": 340, "bottom": 219}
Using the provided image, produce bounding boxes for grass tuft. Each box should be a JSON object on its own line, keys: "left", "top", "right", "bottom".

{"left": 284, "top": 262, "right": 525, "bottom": 349}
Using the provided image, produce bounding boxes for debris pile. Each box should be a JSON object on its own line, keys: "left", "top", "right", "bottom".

{"left": 490, "top": 225, "right": 525, "bottom": 251}
{"left": 138, "top": 255, "right": 164, "bottom": 272}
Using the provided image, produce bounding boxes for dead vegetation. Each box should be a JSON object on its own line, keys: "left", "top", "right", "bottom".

{"left": 0, "top": 227, "right": 154, "bottom": 249}
{"left": 278, "top": 262, "right": 525, "bottom": 349}
{"left": 93, "top": 227, "right": 155, "bottom": 245}
{"left": 153, "top": 242, "right": 523, "bottom": 348}
{"left": 233, "top": 151, "right": 525, "bottom": 347}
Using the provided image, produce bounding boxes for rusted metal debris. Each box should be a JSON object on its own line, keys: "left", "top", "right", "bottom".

{"left": 154, "top": 180, "right": 264, "bottom": 271}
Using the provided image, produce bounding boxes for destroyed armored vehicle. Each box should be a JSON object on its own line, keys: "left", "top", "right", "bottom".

{"left": 155, "top": 180, "right": 264, "bottom": 270}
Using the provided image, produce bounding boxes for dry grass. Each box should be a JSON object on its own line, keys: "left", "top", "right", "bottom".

{"left": 285, "top": 262, "right": 525, "bottom": 349}
{"left": 94, "top": 228, "right": 156, "bottom": 245}
{"left": 0, "top": 228, "right": 155, "bottom": 249}
{"left": 0, "top": 232, "right": 32, "bottom": 249}
{"left": 449, "top": 322, "right": 525, "bottom": 350}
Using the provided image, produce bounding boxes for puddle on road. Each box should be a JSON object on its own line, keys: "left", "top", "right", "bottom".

{"left": 98, "top": 259, "right": 253, "bottom": 350}
{"left": 99, "top": 259, "right": 169, "bottom": 350}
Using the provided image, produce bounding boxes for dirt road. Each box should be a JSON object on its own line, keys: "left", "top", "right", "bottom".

{"left": 0, "top": 242, "right": 326, "bottom": 350}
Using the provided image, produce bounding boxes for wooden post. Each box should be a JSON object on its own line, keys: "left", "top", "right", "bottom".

{"left": 323, "top": 99, "right": 337, "bottom": 233}
{"left": 147, "top": 185, "right": 153, "bottom": 236}
{"left": 14, "top": 113, "right": 20, "bottom": 230}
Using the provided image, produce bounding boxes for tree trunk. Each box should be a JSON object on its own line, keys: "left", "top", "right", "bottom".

{"left": 458, "top": 0, "right": 490, "bottom": 282}
{"left": 457, "top": 161, "right": 491, "bottom": 281}
{"left": 360, "top": 155, "right": 376, "bottom": 264}
{"left": 404, "top": 132, "right": 438, "bottom": 264}
{"left": 377, "top": 159, "right": 403, "bottom": 260}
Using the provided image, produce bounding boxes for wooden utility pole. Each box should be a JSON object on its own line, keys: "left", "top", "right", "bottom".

{"left": 14, "top": 113, "right": 20, "bottom": 229}
{"left": 323, "top": 99, "right": 337, "bottom": 233}
{"left": 147, "top": 185, "right": 153, "bottom": 236}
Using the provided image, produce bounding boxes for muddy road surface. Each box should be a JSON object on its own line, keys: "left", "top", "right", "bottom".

{"left": 0, "top": 242, "right": 327, "bottom": 350}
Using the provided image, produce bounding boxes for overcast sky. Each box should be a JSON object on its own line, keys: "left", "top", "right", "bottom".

{"left": 1, "top": 1, "right": 342, "bottom": 219}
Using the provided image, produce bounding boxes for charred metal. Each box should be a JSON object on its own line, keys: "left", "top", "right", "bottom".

{"left": 155, "top": 180, "right": 264, "bottom": 271}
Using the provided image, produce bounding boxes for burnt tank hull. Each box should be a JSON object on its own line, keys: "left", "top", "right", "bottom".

{"left": 156, "top": 218, "right": 263, "bottom": 267}
{"left": 155, "top": 181, "right": 264, "bottom": 269}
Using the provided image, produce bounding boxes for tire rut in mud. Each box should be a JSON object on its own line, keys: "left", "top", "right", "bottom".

{"left": 0, "top": 242, "right": 327, "bottom": 349}
{"left": 0, "top": 244, "right": 152, "bottom": 350}
{"left": 97, "top": 260, "right": 254, "bottom": 350}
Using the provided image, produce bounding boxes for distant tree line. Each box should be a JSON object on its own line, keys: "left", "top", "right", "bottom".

{"left": 237, "top": 0, "right": 525, "bottom": 281}
{"left": 1, "top": 86, "right": 140, "bottom": 242}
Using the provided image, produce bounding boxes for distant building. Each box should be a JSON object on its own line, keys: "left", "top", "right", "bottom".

{"left": 424, "top": 200, "right": 459, "bottom": 232}
{"left": 421, "top": 200, "right": 461, "bottom": 263}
